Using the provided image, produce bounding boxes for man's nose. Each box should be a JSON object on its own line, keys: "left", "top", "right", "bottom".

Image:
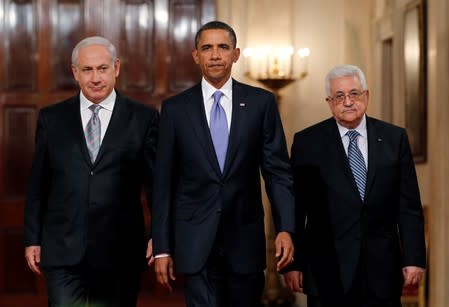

{"left": 211, "top": 48, "right": 221, "bottom": 59}
{"left": 343, "top": 95, "right": 353, "bottom": 105}
{"left": 91, "top": 70, "right": 101, "bottom": 81}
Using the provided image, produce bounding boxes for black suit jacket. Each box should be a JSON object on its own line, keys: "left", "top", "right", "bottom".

{"left": 289, "top": 116, "right": 426, "bottom": 299}
{"left": 152, "top": 79, "right": 295, "bottom": 274}
{"left": 24, "top": 92, "right": 159, "bottom": 270}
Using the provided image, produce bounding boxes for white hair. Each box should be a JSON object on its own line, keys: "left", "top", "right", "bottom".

{"left": 71, "top": 36, "right": 117, "bottom": 65}
{"left": 325, "top": 64, "right": 368, "bottom": 96}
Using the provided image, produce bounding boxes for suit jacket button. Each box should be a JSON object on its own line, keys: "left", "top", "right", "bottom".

{"left": 216, "top": 208, "right": 222, "bottom": 214}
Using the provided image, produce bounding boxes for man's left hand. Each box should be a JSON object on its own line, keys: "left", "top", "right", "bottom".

{"left": 403, "top": 266, "right": 425, "bottom": 287}
{"left": 146, "top": 239, "right": 155, "bottom": 266}
{"left": 275, "top": 231, "right": 294, "bottom": 271}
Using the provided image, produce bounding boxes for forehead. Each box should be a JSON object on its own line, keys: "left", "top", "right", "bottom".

{"left": 330, "top": 75, "right": 361, "bottom": 92}
{"left": 77, "top": 45, "right": 112, "bottom": 64}
{"left": 198, "top": 29, "right": 232, "bottom": 45}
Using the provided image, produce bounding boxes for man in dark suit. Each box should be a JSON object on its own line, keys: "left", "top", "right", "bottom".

{"left": 24, "top": 36, "right": 159, "bottom": 307}
{"left": 283, "top": 64, "right": 426, "bottom": 307}
{"left": 152, "top": 21, "right": 295, "bottom": 306}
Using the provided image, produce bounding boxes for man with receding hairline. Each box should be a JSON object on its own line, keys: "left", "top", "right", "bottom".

{"left": 24, "top": 36, "right": 159, "bottom": 307}
{"left": 284, "top": 64, "right": 426, "bottom": 307}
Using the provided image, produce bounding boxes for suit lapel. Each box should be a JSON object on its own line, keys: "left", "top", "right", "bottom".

{"left": 93, "top": 93, "right": 128, "bottom": 166}
{"left": 68, "top": 94, "right": 94, "bottom": 166}
{"left": 326, "top": 119, "right": 363, "bottom": 203}
{"left": 365, "top": 116, "right": 379, "bottom": 199}
{"left": 222, "top": 80, "right": 246, "bottom": 176}
{"left": 184, "top": 84, "right": 223, "bottom": 177}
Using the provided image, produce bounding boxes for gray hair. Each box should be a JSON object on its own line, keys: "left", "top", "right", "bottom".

{"left": 324, "top": 64, "right": 368, "bottom": 96}
{"left": 71, "top": 36, "right": 117, "bottom": 65}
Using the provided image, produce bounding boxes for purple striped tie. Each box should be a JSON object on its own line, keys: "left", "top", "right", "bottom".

{"left": 210, "top": 91, "right": 228, "bottom": 172}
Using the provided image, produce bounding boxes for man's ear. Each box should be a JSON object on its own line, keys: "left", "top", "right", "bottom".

{"left": 192, "top": 49, "right": 199, "bottom": 64}
{"left": 114, "top": 59, "right": 121, "bottom": 77}
{"left": 233, "top": 48, "right": 241, "bottom": 63}
{"left": 71, "top": 64, "right": 79, "bottom": 81}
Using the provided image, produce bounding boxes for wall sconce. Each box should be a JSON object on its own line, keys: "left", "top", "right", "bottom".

{"left": 243, "top": 46, "right": 310, "bottom": 99}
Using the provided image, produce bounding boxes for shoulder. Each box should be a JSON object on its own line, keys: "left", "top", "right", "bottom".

{"left": 293, "top": 117, "right": 335, "bottom": 142}
{"left": 162, "top": 83, "right": 201, "bottom": 107}
{"left": 367, "top": 116, "right": 406, "bottom": 136}
{"left": 39, "top": 95, "right": 79, "bottom": 117}
{"left": 233, "top": 79, "right": 275, "bottom": 100}
{"left": 118, "top": 93, "right": 159, "bottom": 118}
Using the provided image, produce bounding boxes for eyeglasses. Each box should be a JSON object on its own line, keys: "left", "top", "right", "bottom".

{"left": 326, "top": 90, "right": 367, "bottom": 104}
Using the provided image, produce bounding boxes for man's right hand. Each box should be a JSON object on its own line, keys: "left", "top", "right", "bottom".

{"left": 154, "top": 256, "right": 176, "bottom": 292}
{"left": 283, "top": 270, "right": 303, "bottom": 293}
{"left": 25, "top": 246, "right": 42, "bottom": 275}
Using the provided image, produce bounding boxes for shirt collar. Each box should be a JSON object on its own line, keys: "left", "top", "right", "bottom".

{"left": 80, "top": 89, "right": 116, "bottom": 111}
{"left": 201, "top": 77, "right": 233, "bottom": 101}
{"left": 336, "top": 115, "right": 367, "bottom": 139}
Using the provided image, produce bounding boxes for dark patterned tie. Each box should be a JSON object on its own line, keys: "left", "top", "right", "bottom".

{"left": 210, "top": 91, "right": 228, "bottom": 172}
{"left": 347, "top": 130, "right": 367, "bottom": 200}
{"left": 85, "top": 104, "right": 101, "bottom": 162}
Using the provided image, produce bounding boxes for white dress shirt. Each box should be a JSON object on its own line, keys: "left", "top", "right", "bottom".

{"left": 201, "top": 77, "right": 233, "bottom": 131}
{"left": 80, "top": 89, "right": 116, "bottom": 143}
{"left": 336, "top": 115, "right": 368, "bottom": 169}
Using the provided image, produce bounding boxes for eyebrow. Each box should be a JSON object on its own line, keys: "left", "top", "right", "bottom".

{"left": 80, "top": 64, "right": 110, "bottom": 69}
{"left": 335, "top": 89, "right": 361, "bottom": 94}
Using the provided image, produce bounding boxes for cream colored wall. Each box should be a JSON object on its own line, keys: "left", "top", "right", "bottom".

{"left": 426, "top": 1, "right": 449, "bottom": 306}
{"left": 372, "top": 0, "right": 430, "bottom": 209}
{"left": 218, "top": 0, "right": 374, "bottom": 147}
{"left": 217, "top": 0, "right": 447, "bottom": 306}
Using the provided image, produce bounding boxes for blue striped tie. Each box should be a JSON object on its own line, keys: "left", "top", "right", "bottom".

{"left": 347, "top": 130, "right": 366, "bottom": 201}
{"left": 86, "top": 104, "right": 101, "bottom": 162}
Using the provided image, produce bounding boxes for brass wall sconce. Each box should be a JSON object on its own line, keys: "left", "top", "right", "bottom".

{"left": 243, "top": 47, "right": 310, "bottom": 100}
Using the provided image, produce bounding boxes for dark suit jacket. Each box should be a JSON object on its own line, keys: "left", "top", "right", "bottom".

{"left": 152, "top": 79, "right": 295, "bottom": 274}
{"left": 289, "top": 116, "right": 426, "bottom": 299}
{"left": 24, "top": 92, "right": 159, "bottom": 271}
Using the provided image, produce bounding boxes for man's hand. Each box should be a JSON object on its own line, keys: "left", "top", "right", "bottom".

{"left": 154, "top": 256, "right": 176, "bottom": 292}
{"left": 25, "top": 246, "right": 41, "bottom": 275}
{"left": 275, "top": 231, "right": 294, "bottom": 271}
{"left": 146, "top": 239, "right": 155, "bottom": 266}
{"left": 283, "top": 270, "right": 303, "bottom": 292}
{"left": 403, "top": 266, "right": 425, "bottom": 287}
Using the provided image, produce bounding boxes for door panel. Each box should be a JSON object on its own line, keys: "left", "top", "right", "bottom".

{"left": 0, "top": 0, "right": 215, "bottom": 305}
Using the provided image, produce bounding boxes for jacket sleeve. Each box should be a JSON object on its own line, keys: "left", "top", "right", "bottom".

{"left": 151, "top": 102, "right": 175, "bottom": 255}
{"left": 397, "top": 129, "right": 426, "bottom": 268}
{"left": 260, "top": 93, "right": 295, "bottom": 234}
{"left": 24, "top": 110, "right": 51, "bottom": 247}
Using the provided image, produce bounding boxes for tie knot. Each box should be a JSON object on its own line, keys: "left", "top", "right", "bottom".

{"left": 89, "top": 104, "right": 101, "bottom": 114}
{"left": 212, "top": 91, "right": 224, "bottom": 104}
{"left": 347, "top": 130, "right": 360, "bottom": 142}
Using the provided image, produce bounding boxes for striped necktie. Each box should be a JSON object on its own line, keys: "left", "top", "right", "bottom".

{"left": 346, "top": 130, "right": 367, "bottom": 201}
{"left": 85, "top": 104, "right": 101, "bottom": 162}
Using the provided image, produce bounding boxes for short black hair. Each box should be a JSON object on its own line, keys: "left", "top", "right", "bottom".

{"left": 194, "top": 21, "right": 237, "bottom": 49}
